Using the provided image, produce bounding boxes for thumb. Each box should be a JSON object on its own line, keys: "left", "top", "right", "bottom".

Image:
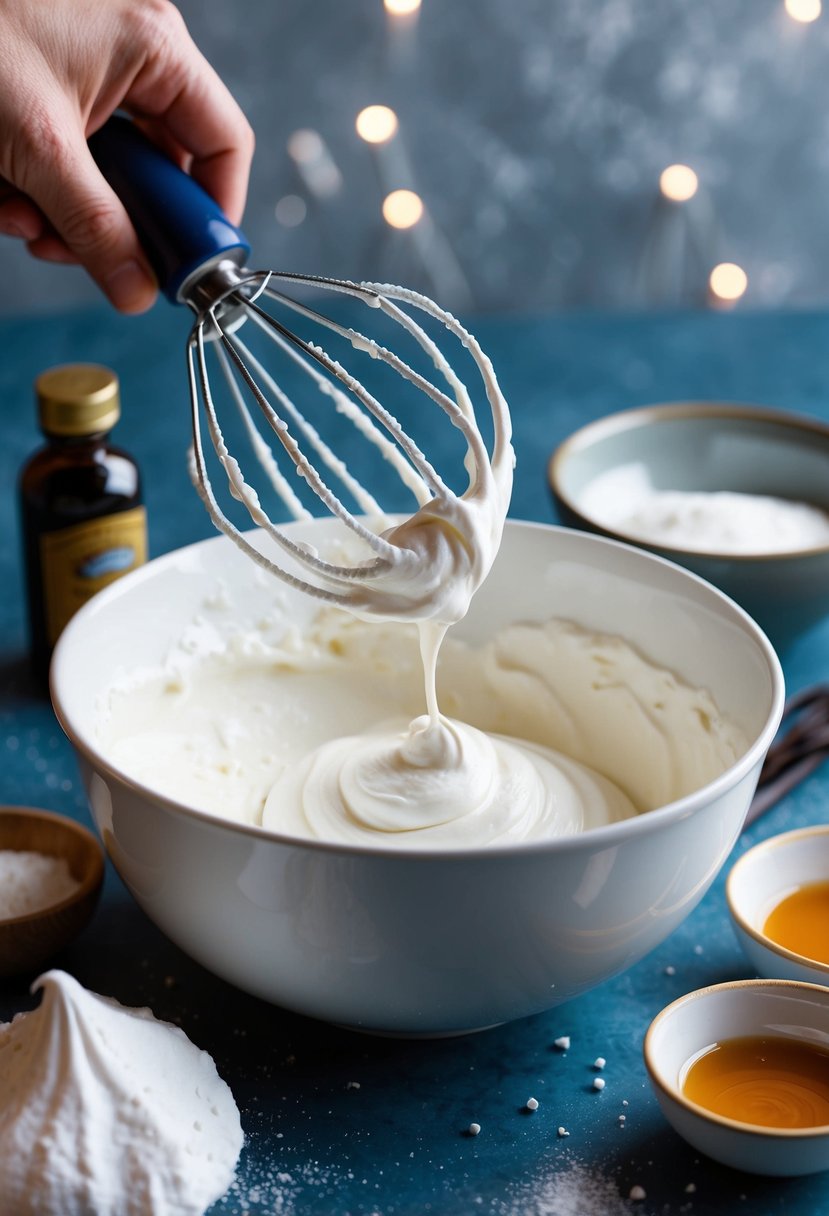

{"left": 24, "top": 128, "right": 156, "bottom": 313}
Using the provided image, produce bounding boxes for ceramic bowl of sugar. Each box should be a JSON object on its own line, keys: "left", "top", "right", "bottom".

{"left": 549, "top": 402, "right": 829, "bottom": 651}
{"left": 727, "top": 826, "right": 829, "bottom": 986}
{"left": 645, "top": 979, "right": 829, "bottom": 1176}
{"left": 51, "top": 519, "right": 784, "bottom": 1035}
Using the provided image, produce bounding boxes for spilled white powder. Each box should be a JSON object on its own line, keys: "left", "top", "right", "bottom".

{"left": 495, "top": 1161, "right": 630, "bottom": 1216}
{"left": 0, "top": 850, "right": 80, "bottom": 918}
{"left": 0, "top": 971, "right": 243, "bottom": 1216}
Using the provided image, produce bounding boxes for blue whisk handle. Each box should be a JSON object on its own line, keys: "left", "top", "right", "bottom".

{"left": 88, "top": 115, "right": 251, "bottom": 304}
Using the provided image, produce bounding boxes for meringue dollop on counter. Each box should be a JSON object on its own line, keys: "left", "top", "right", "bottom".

{"left": 0, "top": 970, "right": 243, "bottom": 1216}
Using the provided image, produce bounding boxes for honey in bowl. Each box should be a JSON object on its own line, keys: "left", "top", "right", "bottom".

{"left": 683, "top": 1035, "right": 829, "bottom": 1129}
{"left": 762, "top": 880, "right": 829, "bottom": 965}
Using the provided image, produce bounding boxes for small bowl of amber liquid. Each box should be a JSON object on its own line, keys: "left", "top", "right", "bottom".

{"left": 645, "top": 979, "right": 829, "bottom": 1175}
{"left": 726, "top": 825, "right": 829, "bottom": 985}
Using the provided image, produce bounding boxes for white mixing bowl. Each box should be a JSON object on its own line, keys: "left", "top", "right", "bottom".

{"left": 51, "top": 521, "right": 784, "bottom": 1035}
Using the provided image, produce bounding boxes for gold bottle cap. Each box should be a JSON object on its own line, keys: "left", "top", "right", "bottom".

{"left": 36, "top": 364, "right": 121, "bottom": 436}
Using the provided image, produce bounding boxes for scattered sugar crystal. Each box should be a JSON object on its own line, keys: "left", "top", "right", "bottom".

{"left": 0, "top": 850, "right": 81, "bottom": 918}
{"left": 629, "top": 1185, "right": 647, "bottom": 1201}
{"left": 554, "top": 1036, "right": 571, "bottom": 1050}
{"left": 557, "top": 1126, "right": 570, "bottom": 1137}
{"left": 468, "top": 1122, "right": 481, "bottom": 1136}
{"left": 593, "top": 1057, "right": 606, "bottom": 1070}
{"left": 685, "top": 1183, "right": 696, "bottom": 1193}
{"left": 618, "top": 1115, "right": 626, "bottom": 1123}
{"left": 593, "top": 1077, "right": 606, "bottom": 1091}
{"left": 526, "top": 1097, "right": 539, "bottom": 1111}
{"left": 346, "top": 1081, "right": 361, "bottom": 1090}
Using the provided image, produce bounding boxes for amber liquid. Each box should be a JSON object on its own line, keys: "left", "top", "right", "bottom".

{"left": 19, "top": 433, "right": 143, "bottom": 685}
{"left": 763, "top": 880, "right": 829, "bottom": 964}
{"left": 683, "top": 1035, "right": 829, "bottom": 1128}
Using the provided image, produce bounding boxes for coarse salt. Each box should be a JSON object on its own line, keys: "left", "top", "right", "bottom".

{"left": 467, "top": 1122, "right": 481, "bottom": 1136}
{"left": 554, "top": 1036, "right": 570, "bottom": 1050}
{"left": 629, "top": 1185, "right": 647, "bottom": 1201}
{"left": 593, "top": 1057, "right": 606, "bottom": 1070}
{"left": 526, "top": 1097, "right": 539, "bottom": 1111}
{"left": 592, "top": 1077, "right": 605, "bottom": 1091}
{"left": 0, "top": 850, "right": 81, "bottom": 919}
{"left": 557, "top": 1126, "right": 570, "bottom": 1137}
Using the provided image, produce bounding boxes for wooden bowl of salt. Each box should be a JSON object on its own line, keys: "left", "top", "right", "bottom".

{"left": 0, "top": 807, "right": 105, "bottom": 977}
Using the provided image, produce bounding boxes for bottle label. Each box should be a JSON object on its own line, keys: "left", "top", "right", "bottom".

{"left": 40, "top": 506, "right": 148, "bottom": 645}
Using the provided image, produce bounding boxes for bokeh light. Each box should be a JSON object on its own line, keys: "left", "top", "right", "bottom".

{"left": 274, "top": 195, "right": 307, "bottom": 227}
{"left": 356, "top": 106, "right": 399, "bottom": 144}
{"left": 785, "top": 0, "right": 821, "bottom": 22}
{"left": 709, "top": 262, "right": 748, "bottom": 302}
{"left": 659, "top": 164, "right": 699, "bottom": 202}
{"left": 382, "top": 189, "right": 424, "bottom": 229}
{"left": 287, "top": 130, "right": 323, "bottom": 165}
{"left": 384, "top": 0, "right": 422, "bottom": 13}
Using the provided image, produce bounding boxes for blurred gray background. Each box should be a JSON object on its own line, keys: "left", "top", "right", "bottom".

{"left": 3, "top": 0, "right": 828, "bottom": 317}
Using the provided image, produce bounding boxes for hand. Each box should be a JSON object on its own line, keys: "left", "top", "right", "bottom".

{"left": 0, "top": 0, "right": 254, "bottom": 312}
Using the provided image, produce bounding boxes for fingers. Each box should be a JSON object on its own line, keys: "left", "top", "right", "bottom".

{"left": 18, "top": 123, "right": 157, "bottom": 311}
{"left": 123, "top": 7, "right": 254, "bottom": 226}
{"left": 0, "top": 193, "right": 44, "bottom": 241}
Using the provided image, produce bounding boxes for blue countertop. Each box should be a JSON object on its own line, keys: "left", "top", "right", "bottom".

{"left": 2, "top": 302, "right": 829, "bottom": 1215}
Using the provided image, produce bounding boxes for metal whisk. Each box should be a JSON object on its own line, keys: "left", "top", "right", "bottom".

{"left": 90, "top": 118, "right": 512, "bottom": 616}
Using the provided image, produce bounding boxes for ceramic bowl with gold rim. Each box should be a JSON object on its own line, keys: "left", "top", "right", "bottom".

{"left": 727, "top": 825, "right": 829, "bottom": 985}
{"left": 645, "top": 979, "right": 829, "bottom": 1176}
{"left": 548, "top": 402, "right": 829, "bottom": 651}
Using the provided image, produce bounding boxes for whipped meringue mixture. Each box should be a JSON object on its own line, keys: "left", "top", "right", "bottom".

{"left": 100, "top": 608, "right": 746, "bottom": 848}
{"left": 0, "top": 970, "right": 242, "bottom": 1216}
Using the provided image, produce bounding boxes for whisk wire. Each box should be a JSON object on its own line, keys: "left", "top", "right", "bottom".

{"left": 186, "top": 275, "right": 512, "bottom": 605}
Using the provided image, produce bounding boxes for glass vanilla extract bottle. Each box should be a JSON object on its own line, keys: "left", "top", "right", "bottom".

{"left": 19, "top": 364, "right": 148, "bottom": 684}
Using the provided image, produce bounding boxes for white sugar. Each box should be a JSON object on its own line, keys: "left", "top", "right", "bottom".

{"left": 0, "top": 850, "right": 81, "bottom": 918}
{"left": 497, "top": 1161, "right": 630, "bottom": 1216}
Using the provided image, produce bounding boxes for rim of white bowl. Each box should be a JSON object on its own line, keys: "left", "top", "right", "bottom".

{"left": 644, "top": 978, "right": 829, "bottom": 1138}
{"left": 49, "top": 519, "right": 786, "bottom": 860}
{"left": 726, "top": 826, "right": 829, "bottom": 977}
{"left": 549, "top": 401, "right": 829, "bottom": 562}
